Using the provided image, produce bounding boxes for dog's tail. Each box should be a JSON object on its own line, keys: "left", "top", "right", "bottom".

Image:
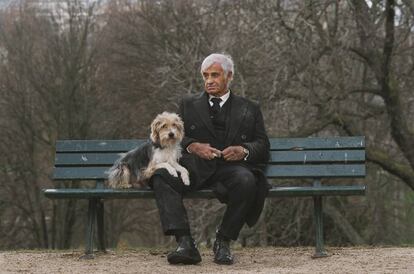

{"left": 107, "top": 163, "right": 132, "bottom": 188}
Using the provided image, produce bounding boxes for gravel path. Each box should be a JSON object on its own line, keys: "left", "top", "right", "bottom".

{"left": 1, "top": 246, "right": 413, "bottom": 273}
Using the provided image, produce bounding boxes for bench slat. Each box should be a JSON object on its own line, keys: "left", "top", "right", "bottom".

{"left": 270, "top": 136, "right": 365, "bottom": 150}
{"left": 55, "top": 137, "right": 365, "bottom": 153}
{"left": 266, "top": 164, "right": 365, "bottom": 178}
{"left": 54, "top": 150, "right": 365, "bottom": 166}
{"left": 269, "top": 150, "right": 365, "bottom": 164}
{"left": 54, "top": 167, "right": 110, "bottom": 180}
{"left": 43, "top": 185, "right": 366, "bottom": 199}
{"left": 266, "top": 186, "right": 366, "bottom": 197}
{"left": 55, "top": 153, "right": 122, "bottom": 166}
{"left": 53, "top": 164, "right": 365, "bottom": 180}
{"left": 56, "top": 140, "right": 146, "bottom": 152}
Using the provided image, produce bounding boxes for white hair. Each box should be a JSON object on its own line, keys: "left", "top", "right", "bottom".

{"left": 200, "top": 53, "right": 234, "bottom": 79}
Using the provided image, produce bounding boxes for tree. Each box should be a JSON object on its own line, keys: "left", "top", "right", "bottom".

{"left": 0, "top": 0, "right": 412, "bottom": 249}
{"left": 0, "top": 0, "right": 102, "bottom": 248}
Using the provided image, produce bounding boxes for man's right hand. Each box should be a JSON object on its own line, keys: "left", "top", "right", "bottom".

{"left": 187, "top": 142, "right": 222, "bottom": 160}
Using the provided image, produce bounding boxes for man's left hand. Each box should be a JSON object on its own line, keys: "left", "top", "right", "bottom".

{"left": 222, "top": 146, "right": 247, "bottom": 161}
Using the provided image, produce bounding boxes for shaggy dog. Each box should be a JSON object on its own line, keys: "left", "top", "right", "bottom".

{"left": 107, "top": 112, "right": 189, "bottom": 188}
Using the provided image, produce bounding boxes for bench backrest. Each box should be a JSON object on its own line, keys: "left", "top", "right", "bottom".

{"left": 53, "top": 137, "right": 366, "bottom": 181}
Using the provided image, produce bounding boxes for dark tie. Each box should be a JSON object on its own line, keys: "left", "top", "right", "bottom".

{"left": 210, "top": 97, "right": 222, "bottom": 114}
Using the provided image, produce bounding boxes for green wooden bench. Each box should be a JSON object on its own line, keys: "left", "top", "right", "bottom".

{"left": 43, "top": 136, "right": 366, "bottom": 259}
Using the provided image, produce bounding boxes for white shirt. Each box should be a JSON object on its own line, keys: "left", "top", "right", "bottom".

{"left": 208, "top": 91, "right": 230, "bottom": 108}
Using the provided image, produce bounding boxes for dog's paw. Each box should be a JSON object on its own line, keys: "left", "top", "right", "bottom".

{"left": 166, "top": 167, "right": 178, "bottom": 178}
{"left": 109, "top": 182, "right": 132, "bottom": 189}
{"left": 131, "top": 180, "right": 148, "bottom": 189}
{"left": 180, "top": 169, "right": 190, "bottom": 185}
{"left": 181, "top": 175, "right": 190, "bottom": 185}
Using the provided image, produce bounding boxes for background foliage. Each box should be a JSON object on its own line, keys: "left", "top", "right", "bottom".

{"left": 0, "top": 0, "right": 413, "bottom": 250}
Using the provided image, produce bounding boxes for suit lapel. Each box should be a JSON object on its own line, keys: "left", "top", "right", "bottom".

{"left": 225, "top": 93, "right": 248, "bottom": 147}
{"left": 192, "top": 92, "right": 217, "bottom": 137}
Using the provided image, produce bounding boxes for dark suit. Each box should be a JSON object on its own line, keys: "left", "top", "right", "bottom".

{"left": 151, "top": 91, "right": 270, "bottom": 240}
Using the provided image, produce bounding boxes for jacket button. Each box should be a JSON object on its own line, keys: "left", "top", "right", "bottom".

{"left": 241, "top": 134, "right": 246, "bottom": 140}
{"left": 190, "top": 125, "right": 196, "bottom": 130}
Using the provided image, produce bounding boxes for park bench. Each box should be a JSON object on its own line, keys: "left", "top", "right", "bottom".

{"left": 43, "top": 136, "right": 366, "bottom": 259}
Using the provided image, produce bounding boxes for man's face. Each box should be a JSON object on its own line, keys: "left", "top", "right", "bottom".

{"left": 202, "top": 63, "right": 232, "bottom": 97}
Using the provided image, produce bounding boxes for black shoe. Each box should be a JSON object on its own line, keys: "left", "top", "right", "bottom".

{"left": 167, "top": 235, "right": 202, "bottom": 265}
{"left": 213, "top": 238, "right": 234, "bottom": 265}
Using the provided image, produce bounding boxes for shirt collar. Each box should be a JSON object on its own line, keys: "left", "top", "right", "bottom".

{"left": 208, "top": 90, "right": 230, "bottom": 107}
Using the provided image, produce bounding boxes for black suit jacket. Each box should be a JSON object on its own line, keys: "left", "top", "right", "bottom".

{"left": 178, "top": 92, "right": 270, "bottom": 226}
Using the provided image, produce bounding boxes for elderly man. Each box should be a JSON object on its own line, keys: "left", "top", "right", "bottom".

{"left": 150, "top": 53, "right": 270, "bottom": 265}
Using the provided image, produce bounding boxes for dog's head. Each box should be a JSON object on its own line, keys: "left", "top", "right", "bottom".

{"left": 150, "top": 112, "right": 184, "bottom": 148}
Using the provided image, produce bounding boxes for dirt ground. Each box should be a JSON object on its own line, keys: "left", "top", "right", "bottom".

{"left": 1, "top": 246, "right": 413, "bottom": 273}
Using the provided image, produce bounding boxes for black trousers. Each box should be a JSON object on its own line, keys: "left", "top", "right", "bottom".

{"left": 150, "top": 164, "right": 257, "bottom": 241}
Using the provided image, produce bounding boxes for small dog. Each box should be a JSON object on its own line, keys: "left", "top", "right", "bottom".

{"left": 107, "top": 112, "right": 190, "bottom": 188}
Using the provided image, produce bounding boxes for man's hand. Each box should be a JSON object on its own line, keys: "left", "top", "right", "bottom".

{"left": 222, "top": 146, "right": 247, "bottom": 161}
{"left": 187, "top": 142, "right": 222, "bottom": 160}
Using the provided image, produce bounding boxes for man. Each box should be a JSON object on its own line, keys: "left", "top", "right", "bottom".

{"left": 150, "top": 53, "right": 270, "bottom": 265}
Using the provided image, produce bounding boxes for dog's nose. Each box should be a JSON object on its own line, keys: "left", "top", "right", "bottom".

{"left": 168, "top": 132, "right": 175, "bottom": 138}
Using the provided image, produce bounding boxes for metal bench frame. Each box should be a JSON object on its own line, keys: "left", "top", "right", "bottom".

{"left": 43, "top": 136, "right": 366, "bottom": 259}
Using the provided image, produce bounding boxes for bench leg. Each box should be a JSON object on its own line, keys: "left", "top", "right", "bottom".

{"left": 80, "top": 198, "right": 97, "bottom": 259}
{"left": 96, "top": 199, "right": 106, "bottom": 252}
{"left": 313, "top": 196, "right": 328, "bottom": 258}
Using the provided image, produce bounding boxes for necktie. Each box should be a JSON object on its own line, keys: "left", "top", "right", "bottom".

{"left": 210, "top": 97, "right": 222, "bottom": 114}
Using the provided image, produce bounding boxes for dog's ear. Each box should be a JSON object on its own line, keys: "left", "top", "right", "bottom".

{"left": 175, "top": 115, "right": 184, "bottom": 131}
{"left": 150, "top": 131, "right": 159, "bottom": 144}
{"left": 150, "top": 119, "right": 160, "bottom": 143}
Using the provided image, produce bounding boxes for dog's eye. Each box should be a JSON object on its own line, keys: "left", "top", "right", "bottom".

{"left": 161, "top": 124, "right": 167, "bottom": 128}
